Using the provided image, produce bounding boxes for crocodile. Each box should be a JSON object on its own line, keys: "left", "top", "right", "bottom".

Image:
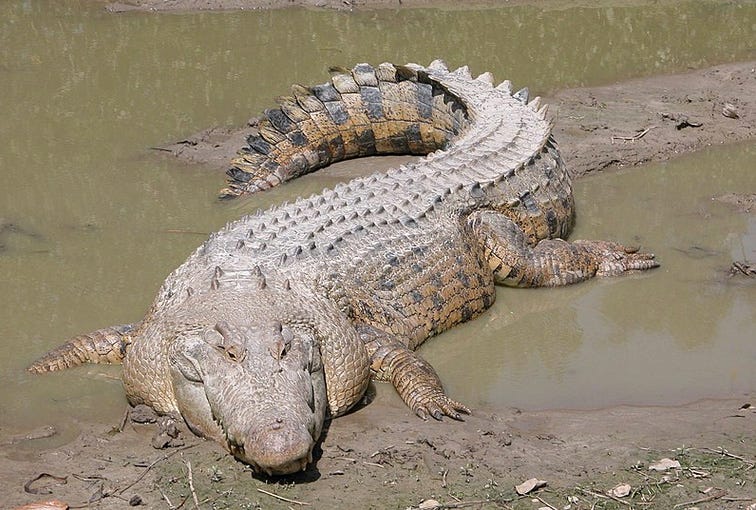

{"left": 28, "top": 60, "right": 658, "bottom": 476}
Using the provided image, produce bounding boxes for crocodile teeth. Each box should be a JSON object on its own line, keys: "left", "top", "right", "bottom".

{"left": 528, "top": 96, "right": 542, "bottom": 110}
{"left": 538, "top": 104, "right": 549, "bottom": 118}
{"left": 496, "top": 80, "right": 513, "bottom": 94}
{"left": 513, "top": 87, "right": 529, "bottom": 104}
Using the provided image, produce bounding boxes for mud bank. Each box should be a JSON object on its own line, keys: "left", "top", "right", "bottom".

{"left": 4, "top": 396, "right": 754, "bottom": 509}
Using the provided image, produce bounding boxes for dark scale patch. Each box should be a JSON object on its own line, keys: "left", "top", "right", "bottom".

{"left": 520, "top": 191, "right": 540, "bottom": 215}
{"left": 431, "top": 292, "right": 445, "bottom": 309}
{"left": 316, "top": 140, "right": 332, "bottom": 166}
{"left": 405, "top": 124, "right": 425, "bottom": 154}
{"left": 456, "top": 270, "right": 471, "bottom": 287}
{"left": 246, "top": 135, "right": 272, "bottom": 155}
{"left": 324, "top": 101, "right": 350, "bottom": 125}
{"left": 415, "top": 82, "right": 433, "bottom": 119}
{"left": 262, "top": 159, "right": 281, "bottom": 173}
{"left": 411, "top": 262, "right": 424, "bottom": 273}
{"left": 352, "top": 63, "right": 379, "bottom": 87}
{"left": 327, "top": 134, "right": 346, "bottom": 160}
{"left": 389, "top": 133, "right": 410, "bottom": 153}
{"left": 412, "top": 245, "right": 428, "bottom": 257}
{"left": 460, "top": 304, "right": 473, "bottom": 322}
{"left": 356, "top": 129, "right": 377, "bottom": 155}
{"left": 410, "top": 289, "right": 424, "bottom": 304}
{"left": 288, "top": 130, "right": 308, "bottom": 147}
{"left": 226, "top": 166, "right": 252, "bottom": 183}
{"left": 265, "top": 108, "right": 294, "bottom": 133}
{"left": 360, "top": 86, "right": 384, "bottom": 120}
{"left": 482, "top": 291, "right": 495, "bottom": 309}
{"left": 546, "top": 209, "right": 558, "bottom": 236}
{"left": 288, "top": 154, "right": 309, "bottom": 178}
{"left": 311, "top": 83, "right": 341, "bottom": 103}
{"left": 385, "top": 253, "right": 400, "bottom": 267}
{"left": 380, "top": 279, "right": 396, "bottom": 291}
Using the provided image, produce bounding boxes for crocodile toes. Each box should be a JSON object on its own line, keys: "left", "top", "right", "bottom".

{"left": 575, "top": 240, "right": 660, "bottom": 276}
{"left": 414, "top": 392, "right": 471, "bottom": 421}
{"left": 605, "top": 244, "right": 659, "bottom": 275}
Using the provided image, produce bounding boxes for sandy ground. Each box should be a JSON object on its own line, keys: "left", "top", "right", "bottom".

{"left": 4, "top": 3, "right": 755, "bottom": 509}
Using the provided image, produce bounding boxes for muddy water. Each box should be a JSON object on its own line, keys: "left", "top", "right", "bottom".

{"left": 0, "top": 0, "right": 754, "bottom": 437}
{"left": 422, "top": 143, "right": 756, "bottom": 409}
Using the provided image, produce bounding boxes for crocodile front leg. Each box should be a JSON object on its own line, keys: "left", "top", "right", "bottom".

{"left": 357, "top": 325, "right": 470, "bottom": 420}
{"left": 470, "top": 210, "right": 659, "bottom": 287}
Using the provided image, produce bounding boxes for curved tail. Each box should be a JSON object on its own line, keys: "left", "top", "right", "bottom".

{"left": 221, "top": 61, "right": 469, "bottom": 198}
{"left": 27, "top": 323, "right": 137, "bottom": 373}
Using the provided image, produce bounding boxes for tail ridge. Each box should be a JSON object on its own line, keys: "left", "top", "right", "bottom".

{"left": 28, "top": 323, "right": 136, "bottom": 373}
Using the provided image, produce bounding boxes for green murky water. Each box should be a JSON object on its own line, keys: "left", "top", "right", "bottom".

{"left": 0, "top": 0, "right": 754, "bottom": 436}
{"left": 423, "top": 144, "right": 756, "bottom": 409}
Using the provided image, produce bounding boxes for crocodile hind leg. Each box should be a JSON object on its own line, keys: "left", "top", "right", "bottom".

{"left": 469, "top": 210, "right": 659, "bottom": 287}
{"left": 357, "top": 325, "right": 470, "bottom": 420}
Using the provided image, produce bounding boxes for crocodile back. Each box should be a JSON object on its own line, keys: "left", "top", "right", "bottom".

{"left": 154, "top": 61, "right": 574, "bottom": 316}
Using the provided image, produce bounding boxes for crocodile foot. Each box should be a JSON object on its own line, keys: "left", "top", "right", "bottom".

{"left": 574, "top": 240, "right": 659, "bottom": 276}
{"left": 407, "top": 387, "right": 471, "bottom": 421}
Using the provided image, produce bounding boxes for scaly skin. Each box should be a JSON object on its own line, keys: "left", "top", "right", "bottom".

{"left": 28, "top": 60, "right": 658, "bottom": 475}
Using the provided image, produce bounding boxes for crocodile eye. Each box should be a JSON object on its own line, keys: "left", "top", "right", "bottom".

{"left": 269, "top": 323, "right": 294, "bottom": 361}
{"left": 223, "top": 344, "right": 246, "bottom": 363}
{"left": 207, "top": 323, "right": 246, "bottom": 363}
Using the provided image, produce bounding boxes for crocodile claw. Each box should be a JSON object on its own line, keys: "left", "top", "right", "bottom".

{"left": 414, "top": 392, "right": 470, "bottom": 421}
{"left": 575, "top": 240, "right": 659, "bottom": 276}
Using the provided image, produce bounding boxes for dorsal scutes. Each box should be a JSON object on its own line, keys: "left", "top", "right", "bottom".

{"left": 194, "top": 61, "right": 554, "bottom": 275}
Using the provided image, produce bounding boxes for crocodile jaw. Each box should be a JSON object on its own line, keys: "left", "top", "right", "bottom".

{"left": 167, "top": 320, "right": 328, "bottom": 475}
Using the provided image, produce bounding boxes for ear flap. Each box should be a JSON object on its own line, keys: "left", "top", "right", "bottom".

{"left": 169, "top": 337, "right": 207, "bottom": 383}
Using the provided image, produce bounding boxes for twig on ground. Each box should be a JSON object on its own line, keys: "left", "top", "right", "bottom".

{"left": 257, "top": 487, "right": 310, "bottom": 506}
{"left": 701, "top": 447, "right": 753, "bottom": 465}
{"left": 611, "top": 126, "right": 656, "bottom": 143}
{"left": 577, "top": 487, "right": 641, "bottom": 507}
{"left": 118, "top": 408, "right": 129, "bottom": 432}
{"left": 535, "top": 495, "right": 558, "bottom": 510}
{"left": 200, "top": 489, "right": 233, "bottom": 505}
{"left": 117, "top": 444, "right": 198, "bottom": 495}
{"left": 159, "top": 487, "right": 174, "bottom": 509}
{"left": 184, "top": 460, "right": 200, "bottom": 510}
{"left": 673, "top": 488, "right": 726, "bottom": 508}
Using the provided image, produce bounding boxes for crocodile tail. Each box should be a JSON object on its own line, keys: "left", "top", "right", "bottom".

{"left": 221, "top": 61, "right": 468, "bottom": 198}
{"left": 27, "top": 323, "right": 136, "bottom": 373}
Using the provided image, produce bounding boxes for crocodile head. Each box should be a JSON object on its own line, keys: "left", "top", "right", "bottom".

{"left": 167, "top": 320, "right": 327, "bottom": 476}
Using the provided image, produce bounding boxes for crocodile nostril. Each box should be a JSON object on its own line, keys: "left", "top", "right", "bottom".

{"left": 271, "top": 417, "right": 284, "bottom": 430}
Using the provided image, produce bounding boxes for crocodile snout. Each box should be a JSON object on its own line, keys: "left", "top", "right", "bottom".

{"left": 239, "top": 418, "right": 315, "bottom": 476}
